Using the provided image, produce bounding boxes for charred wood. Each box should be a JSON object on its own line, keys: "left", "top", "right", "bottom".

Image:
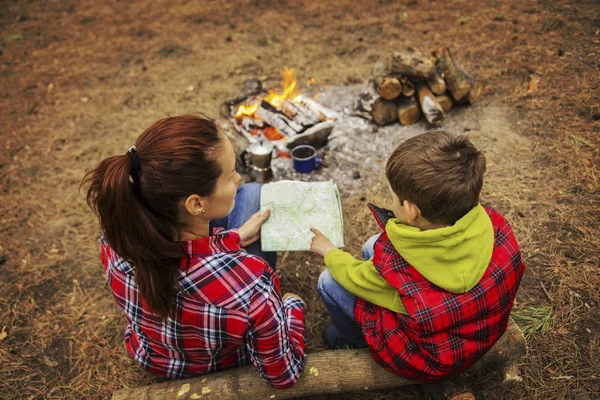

{"left": 256, "top": 101, "right": 303, "bottom": 137}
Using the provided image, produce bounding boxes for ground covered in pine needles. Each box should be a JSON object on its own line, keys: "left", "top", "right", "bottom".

{"left": 1, "top": 1, "right": 598, "bottom": 399}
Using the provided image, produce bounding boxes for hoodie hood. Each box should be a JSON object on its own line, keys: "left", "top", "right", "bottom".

{"left": 385, "top": 204, "right": 494, "bottom": 294}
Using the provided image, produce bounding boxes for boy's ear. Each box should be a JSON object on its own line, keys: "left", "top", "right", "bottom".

{"left": 183, "top": 194, "right": 206, "bottom": 216}
{"left": 402, "top": 200, "right": 421, "bottom": 224}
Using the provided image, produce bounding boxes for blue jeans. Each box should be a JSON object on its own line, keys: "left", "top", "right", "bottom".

{"left": 210, "top": 183, "right": 277, "bottom": 270}
{"left": 317, "top": 233, "right": 381, "bottom": 348}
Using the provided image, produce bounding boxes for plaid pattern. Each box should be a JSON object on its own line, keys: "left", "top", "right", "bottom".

{"left": 101, "top": 229, "right": 306, "bottom": 388}
{"left": 355, "top": 206, "right": 526, "bottom": 382}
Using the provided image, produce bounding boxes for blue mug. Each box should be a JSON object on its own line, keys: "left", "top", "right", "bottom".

{"left": 291, "top": 145, "right": 322, "bottom": 173}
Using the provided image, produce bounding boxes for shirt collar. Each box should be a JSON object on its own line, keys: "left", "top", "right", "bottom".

{"left": 180, "top": 229, "right": 242, "bottom": 257}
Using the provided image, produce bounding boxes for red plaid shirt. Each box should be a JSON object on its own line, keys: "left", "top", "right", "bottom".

{"left": 355, "top": 206, "right": 525, "bottom": 382}
{"left": 101, "top": 229, "right": 306, "bottom": 388}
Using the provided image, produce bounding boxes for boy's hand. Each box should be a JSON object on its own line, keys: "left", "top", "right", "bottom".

{"left": 309, "top": 228, "right": 336, "bottom": 257}
{"left": 238, "top": 209, "right": 270, "bottom": 247}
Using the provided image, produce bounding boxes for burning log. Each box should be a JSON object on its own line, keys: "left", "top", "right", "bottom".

{"left": 373, "top": 60, "right": 403, "bottom": 100}
{"left": 417, "top": 84, "right": 444, "bottom": 124}
{"left": 436, "top": 48, "right": 470, "bottom": 102}
{"left": 282, "top": 100, "right": 321, "bottom": 127}
{"left": 427, "top": 71, "right": 447, "bottom": 95}
{"left": 220, "top": 78, "right": 264, "bottom": 118}
{"left": 436, "top": 95, "right": 453, "bottom": 114}
{"left": 389, "top": 48, "right": 436, "bottom": 81}
{"left": 397, "top": 96, "right": 421, "bottom": 126}
{"left": 256, "top": 101, "right": 303, "bottom": 137}
{"left": 295, "top": 95, "right": 339, "bottom": 120}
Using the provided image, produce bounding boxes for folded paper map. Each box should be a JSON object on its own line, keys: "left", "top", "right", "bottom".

{"left": 260, "top": 180, "right": 344, "bottom": 251}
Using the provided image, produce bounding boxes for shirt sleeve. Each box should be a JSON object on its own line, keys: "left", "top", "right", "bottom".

{"left": 246, "top": 266, "right": 306, "bottom": 389}
{"left": 324, "top": 248, "right": 407, "bottom": 315}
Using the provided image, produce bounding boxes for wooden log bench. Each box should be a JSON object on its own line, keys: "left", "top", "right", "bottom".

{"left": 113, "top": 318, "right": 526, "bottom": 400}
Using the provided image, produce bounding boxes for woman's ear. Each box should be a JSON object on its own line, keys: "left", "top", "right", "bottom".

{"left": 183, "top": 194, "right": 206, "bottom": 216}
{"left": 402, "top": 200, "right": 421, "bottom": 224}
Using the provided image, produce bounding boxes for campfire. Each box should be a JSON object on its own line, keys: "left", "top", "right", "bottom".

{"left": 217, "top": 48, "right": 484, "bottom": 184}
{"left": 220, "top": 68, "right": 338, "bottom": 152}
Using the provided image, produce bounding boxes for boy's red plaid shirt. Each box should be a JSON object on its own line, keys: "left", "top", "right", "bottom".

{"left": 356, "top": 206, "right": 526, "bottom": 381}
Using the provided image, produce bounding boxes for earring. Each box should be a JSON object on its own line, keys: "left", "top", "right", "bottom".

{"left": 202, "top": 209, "right": 205, "bottom": 213}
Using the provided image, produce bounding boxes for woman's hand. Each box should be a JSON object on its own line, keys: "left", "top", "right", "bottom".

{"left": 238, "top": 209, "right": 271, "bottom": 247}
{"left": 309, "top": 228, "right": 336, "bottom": 257}
{"left": 283, "top": 292, "right": 306, "bottom": 305}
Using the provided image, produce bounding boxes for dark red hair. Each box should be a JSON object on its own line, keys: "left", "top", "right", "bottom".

{"left": 83, "top": 115, "right": 223, "bottom": 319}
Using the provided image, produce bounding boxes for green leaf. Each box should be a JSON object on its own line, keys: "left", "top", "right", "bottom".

{"left": 5, "top": 34, "right": 23, "bottom": 42}
{"left": 569, "top": 135, "right": 594, "bottom": 148}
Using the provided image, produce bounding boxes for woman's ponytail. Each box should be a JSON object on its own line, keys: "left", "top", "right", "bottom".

{"left": 83, "top": 115, "right": 223, "bottom": 319}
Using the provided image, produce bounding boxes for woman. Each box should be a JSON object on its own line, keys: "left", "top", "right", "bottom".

{"left": 84, "top": 115, "right": 306, "bottom": 388}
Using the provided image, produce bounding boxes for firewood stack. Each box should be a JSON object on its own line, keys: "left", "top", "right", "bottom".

{"left": 357, "top": 47, "right": 483, "bottom": 126}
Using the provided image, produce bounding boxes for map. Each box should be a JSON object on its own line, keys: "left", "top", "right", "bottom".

{"left": 260, "top": 180, "right": 344, "bottom": 251}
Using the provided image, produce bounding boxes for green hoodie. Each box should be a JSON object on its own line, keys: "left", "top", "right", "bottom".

{"left": 324, "top": 204, "right": 495, "bottom": 315}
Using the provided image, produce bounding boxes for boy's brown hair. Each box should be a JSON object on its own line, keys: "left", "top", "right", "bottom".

{"left": 386, "top": 131, "right": 486, "bottom": 225}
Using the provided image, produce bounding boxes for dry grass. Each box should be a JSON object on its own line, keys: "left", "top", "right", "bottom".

{"left": 1, "top": 0, "right": 599, "bottom": 399}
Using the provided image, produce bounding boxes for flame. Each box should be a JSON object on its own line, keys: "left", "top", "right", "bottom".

{"left": 264, "top": 67, "right": 300, "bottom": 108}
{"left": 234, "top": 67, "right": 299, "bottom": 119}
{"left": 235, "top": 102, "right": 259, "bottom": 118}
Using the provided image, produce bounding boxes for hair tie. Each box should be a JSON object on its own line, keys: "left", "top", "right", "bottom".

{"left": 127, "top": 146, "right": 141, "bottom": 171}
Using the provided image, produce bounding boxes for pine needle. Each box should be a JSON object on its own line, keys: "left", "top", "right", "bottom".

{"left": 511, "top": 306, "right": 553, "bottom": 340}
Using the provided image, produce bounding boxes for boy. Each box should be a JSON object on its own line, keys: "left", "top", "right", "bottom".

{"left": 310, "top": 131, "right": 526, "bottom": 382}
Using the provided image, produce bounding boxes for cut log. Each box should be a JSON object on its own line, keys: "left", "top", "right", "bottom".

{"left": 465, "top": 78, "right": 484, "bottom": 105}
{"left": 372, "top": 98, "right": 398, "bottom": 125}
{"left": 389, "top": 47, "right": 436, "bottom": 80}
{"left": 436, "top": 48, "right": 470, "bottom": 102}
{"left": 377, "top": 77, "right": 403, "bottom": 100}
{"left": 112, "top": 318, "right": 526, "bottom": 400}
{"left": 451, "top": 59, "right": 484, "bottom": 105}
{"left": 397, "top": 96, "right": 421, "bottom": 126}
{"left": 427, "top": 72, "right": 447, "bottom": 95}
{"left": 401, "top": 78, "right": 415, "bottom": 97}
{"left": 417, "top": 85, "right": 444, "bottom": 124}
{"left": 373, "top": 60, "right": 403, "bottom": 100}
{"left": 436, "top": 95, "right": 453, "bottom": 114}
